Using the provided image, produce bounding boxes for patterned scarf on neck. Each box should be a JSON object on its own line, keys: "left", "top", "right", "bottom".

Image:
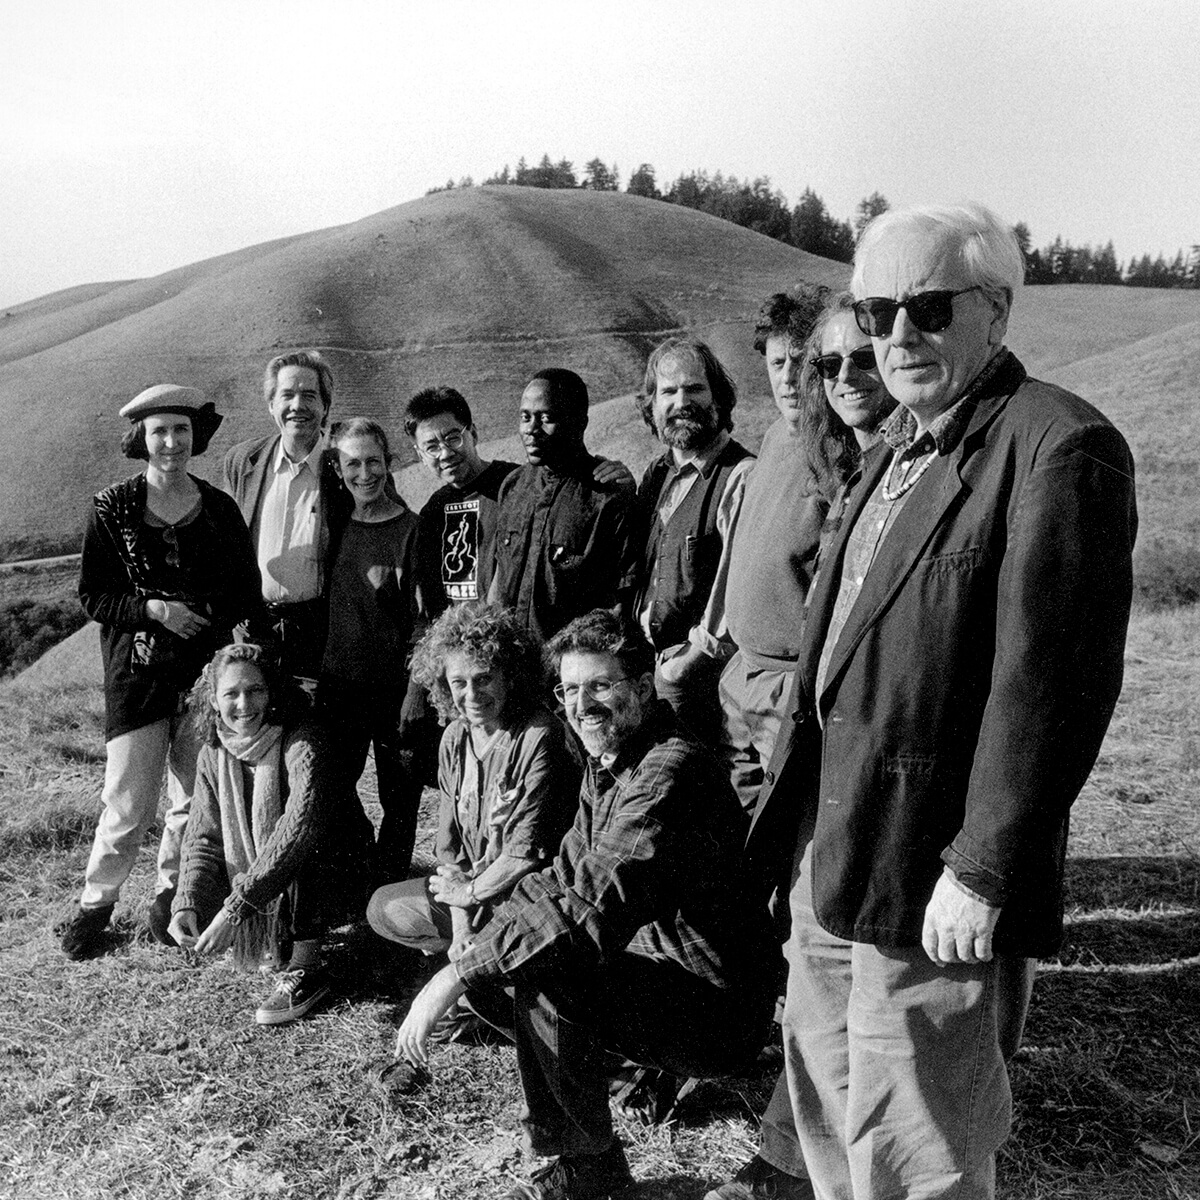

{"left": 215, "top": 723, "right": 285, "bottom": 968}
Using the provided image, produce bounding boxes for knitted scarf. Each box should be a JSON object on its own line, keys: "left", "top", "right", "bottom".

{"left": 215, "top": 723, "right": 285, "bottom": 969}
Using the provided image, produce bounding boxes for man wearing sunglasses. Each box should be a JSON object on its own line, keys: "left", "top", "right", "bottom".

{"left": 714, "top": 204, "right": 1137, "bottom": 1200}
{"left": 394, "top": 610, "right": 776, "bottom": 1200}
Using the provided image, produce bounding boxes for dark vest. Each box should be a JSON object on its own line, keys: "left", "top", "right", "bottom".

{"left": 636, "top": 439, "right": 751, "bottom": 651}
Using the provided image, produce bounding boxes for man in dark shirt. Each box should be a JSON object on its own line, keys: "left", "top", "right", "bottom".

{"left": 395, "top": 610, "right": 776, "bottom": 1200}
{"left": 633, "top": 337, "right": 753, "bottom": 740}
{"left": 405, "top": 387, "right": 518, "bottom": 620}
{"left": 489, "top": 369, "right": 638, "bottom": 640}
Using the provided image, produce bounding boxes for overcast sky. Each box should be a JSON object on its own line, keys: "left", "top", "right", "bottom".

{"left": 2, "top": 0, "right": 1196, "bottom": 310}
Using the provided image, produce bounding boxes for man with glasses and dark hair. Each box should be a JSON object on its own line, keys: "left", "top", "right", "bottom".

{"left": 406, "top": 386, "right": 632, "bottom": 621}
{"left": 394, "top": 609, "right": 776, "bottom": 1200}
{"left": 405, "top": 387, "right": 518, "bottom": 621}
{"left": 223, "top": 350, "right": 352, "bottom": 686}
{"left": 709, "top": 203, "right": 1137, "bottom": 1200}
{"left": 489, "top": 369, "right": 638, "bottom": 641}
{"left": 632, "top": 336, "right": 753, "bottom": 740}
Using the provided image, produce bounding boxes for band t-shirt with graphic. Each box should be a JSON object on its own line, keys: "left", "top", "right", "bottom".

{"left": 415, "top": 460, "right": 518, "bottom": 619}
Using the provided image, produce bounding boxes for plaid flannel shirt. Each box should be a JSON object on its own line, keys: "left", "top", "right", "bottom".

{"left": 454, "top": 704, "right": 775, "bottom": 992}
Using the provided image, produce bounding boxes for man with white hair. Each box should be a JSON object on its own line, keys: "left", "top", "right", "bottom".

{"left": 709, "top": 203, "right": 1137, "bottom": 1200}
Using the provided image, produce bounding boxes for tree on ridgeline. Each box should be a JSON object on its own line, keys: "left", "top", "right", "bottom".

{"left": 854, "top": 191, "right": 890, "bottom": 235}
{"left": 435, "top": 161, "right": 1193, "bottom": 286}
{"left": 790, "top": 188, "right": 855, "bottom": 262}
{"left": 582, "top": 159, "right": 620, "bottom": 190}
{"left": 626, "top": 163, "right": 661, "bottom": 199}
{"left": 516, "top": 155, "right": 577, "bottom": 188}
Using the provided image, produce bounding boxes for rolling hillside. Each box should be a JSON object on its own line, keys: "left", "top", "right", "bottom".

{"left": 0, "top": 187, "right": 844, "bottom": 559}
{"left": 2, "top": 186, "right": 1198, "bottom": 563}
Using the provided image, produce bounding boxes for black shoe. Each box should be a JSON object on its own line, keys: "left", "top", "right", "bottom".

{"left": 702, "top": 1155, "right": 815, "bottom": 1200}
{"left": 503, "top": 1140, "right": 633, "bottom": 1200}
{"left": 60, "top": 905, "right": 114, "bottom": 961}
{"left": 254, "top": 965, "right": 332, "bottom": 1026}
{"left": 147, "top": 888, "right": 176, "bottom": 946}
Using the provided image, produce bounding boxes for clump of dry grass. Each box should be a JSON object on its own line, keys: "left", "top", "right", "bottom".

{"left": 1, "top": 606, "right": 1199, "bottom": 1199}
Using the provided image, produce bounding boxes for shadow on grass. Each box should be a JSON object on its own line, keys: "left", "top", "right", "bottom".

{"left": 1002, "top": 855, "right": 1200, "bottom": 1196}
{"left": 1064, "top": 854, "right": 1200, "bottom": 910}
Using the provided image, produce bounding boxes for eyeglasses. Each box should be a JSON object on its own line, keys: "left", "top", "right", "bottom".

{"left": 418, "top": 429, "right": 466, "bottom": 455}
{"left": 553, "top": 677, "right": 629, "bottom": 704}
{"left": 809, "top": 347, "right": 878, "bottom": 381}
{"left": 852, "top": 287, "right": 983, "bottom": 338}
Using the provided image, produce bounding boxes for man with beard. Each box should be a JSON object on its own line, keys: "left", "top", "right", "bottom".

{"left": 632, "top": 337, "right": 753, "bottom": 739}
{"left": 393, "top": 609, "right": 776, "bottom": 1200}
{"left": 489, "top": 368, "right": 638, "bottom": 641}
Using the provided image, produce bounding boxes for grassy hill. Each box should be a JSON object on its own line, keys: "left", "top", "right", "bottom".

{"left": 0, "top": 187, "right": 845, "bottom": 559}
{"left": 6, "top": 186, "right": 1198, "bottom": 564}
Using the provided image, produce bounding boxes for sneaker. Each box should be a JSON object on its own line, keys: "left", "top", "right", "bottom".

{"left": 60, "top": 905, "right": 114, "bottom": 961}
{"left": 503, "top": 1140, "right": 633, "bottom": 1200}
{"left": 147, "top": 888, "right": 176, "bottom": 946}
{"left": 702, "top": 1155, "right": 815, "bottom": 1200}
{"left": 254, "top": 965, "right": 331, "bottom": 1026}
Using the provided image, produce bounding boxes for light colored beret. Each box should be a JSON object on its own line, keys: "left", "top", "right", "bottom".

{"left": 119, "top": 384, "right": 208, "bottom": 421}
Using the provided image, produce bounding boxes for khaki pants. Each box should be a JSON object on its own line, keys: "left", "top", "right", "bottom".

{"left": 80, "top": 713, "right": 199, "bottom": 909}
{"left": 761, "top": 846, "right": 1035, "bottom": 1199}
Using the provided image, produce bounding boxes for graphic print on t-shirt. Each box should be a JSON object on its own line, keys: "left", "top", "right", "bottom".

{"left": 442, "top": 498, "right": 481, "bottom": 600}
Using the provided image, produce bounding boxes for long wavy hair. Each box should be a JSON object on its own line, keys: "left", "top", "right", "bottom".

{"left": 411, "top": 602, "right": 548, "bottom": 725}
{"left": 189, "top": 643, "right": 299, "bottom": 745}
{"left": 795, "top": 293, "right": 877, "bottom": 493}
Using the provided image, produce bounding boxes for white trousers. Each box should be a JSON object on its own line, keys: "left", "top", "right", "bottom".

{"left": 79, "top": 713, "right": 199, "bottom": 910}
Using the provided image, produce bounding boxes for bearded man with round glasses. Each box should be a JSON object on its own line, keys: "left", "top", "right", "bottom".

{"left": 711, "top": 203, "right": 1137, "bottom": 1200}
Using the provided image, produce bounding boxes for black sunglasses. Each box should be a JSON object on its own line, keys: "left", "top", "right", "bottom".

{"left": 809, "top": 347, "right": 878, "bottom": 380}
{"left": 853, "top": 286, "right": 982, "bottom": 338}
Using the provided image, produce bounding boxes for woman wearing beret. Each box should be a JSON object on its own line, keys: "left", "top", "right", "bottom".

{"left": 60, "top": 385, "right": 261, "bottom": 960}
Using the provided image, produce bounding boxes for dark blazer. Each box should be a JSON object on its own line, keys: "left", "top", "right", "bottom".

{"left": 746, "top": 352, "right": 1137, "bottom": 957}
{"left": 221, "top": 433, "right": 352, "bottom": 590}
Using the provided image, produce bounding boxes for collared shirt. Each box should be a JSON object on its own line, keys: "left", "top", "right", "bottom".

{"left": 813, "top": 351, "right": 1006, "bottom": 701}
{"left": 637, "top": 431, "right": 753, "bottom": 653}
{"left": 255, "top": 439, "right": 325, "bottom": 603}
{"left": 454, "top": 705, "right": 776, "bottom": 992}
{"left": 491, "top": 451, "right": 638, "bottom": 642}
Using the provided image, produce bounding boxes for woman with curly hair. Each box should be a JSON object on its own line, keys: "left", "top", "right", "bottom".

{"left": 169, "top": 642, "right": 373, "bottom": 1026}
{"left": 367, "top": 602, "right": 582, "bottom": 969}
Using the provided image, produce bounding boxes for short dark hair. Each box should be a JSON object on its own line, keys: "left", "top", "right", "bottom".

{"left": 753, "top": 284, "right": 831, "bottom": 354}
{"left": 637, "top": 336, "right": 737, "bottom": 436}
{"left": 526, "top": 368, "right": 589, "bottom": 426}
{"left": 404, "top": 387, "right": 473, "bottom": 439}
{"left": 120, "top": 406, "right": 221, "bottom": 460}
{"left": 546, "top": 609, "right": 654, "bottom": 681}
{"left": 411, "top": 601, "right": 547, "bottom": 725}
{"left": 263, "top": 350, "right": 334, "bottom": 411}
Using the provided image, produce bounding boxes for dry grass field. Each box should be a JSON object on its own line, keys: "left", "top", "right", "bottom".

{"left": 2, "top": 193, "right": 1199, "bottom": 1196}
{"left": 0, "top": 604, "right": 1196, "bottom": 1199}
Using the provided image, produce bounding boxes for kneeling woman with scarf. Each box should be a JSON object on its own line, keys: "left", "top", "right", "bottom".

{"left": 169, "top": 643, "right": 373, "bottom": 1025}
